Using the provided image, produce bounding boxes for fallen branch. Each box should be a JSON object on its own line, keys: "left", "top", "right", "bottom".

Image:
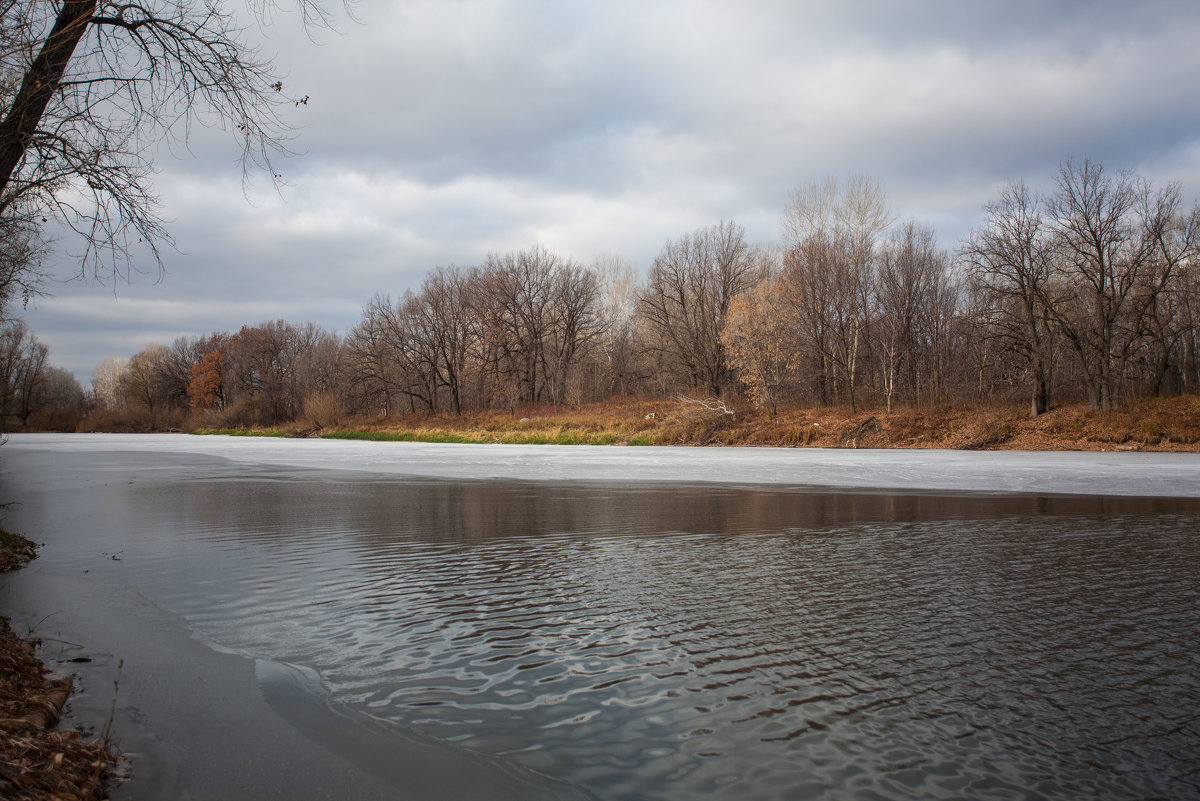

{"left": 675, "top": 395, "right": 737, "bottom": 418}
{"left": 844, "top": 416, "right": 880, "bottom": 448}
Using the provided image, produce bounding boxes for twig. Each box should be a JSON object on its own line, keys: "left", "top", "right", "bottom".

{"left": 102, "top": 659, "right": 124, "bottom": 747}
{"left": 26, "top": 610, "right": 64, "bottom": 635}
{"left": 31, "top": 635, "right": 89, "bottom": 650}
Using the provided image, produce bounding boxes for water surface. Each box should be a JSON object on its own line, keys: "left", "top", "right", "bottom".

{"left": 3, "top": 439, "right": 1198, "bottom": 800}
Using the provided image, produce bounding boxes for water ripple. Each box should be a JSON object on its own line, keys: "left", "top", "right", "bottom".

{"left": 117, "top": 478, "right": 1200, "bottom": 800}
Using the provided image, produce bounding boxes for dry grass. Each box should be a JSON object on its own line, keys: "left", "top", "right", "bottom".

{"left": 0, "top": 528, "right": 38, "bottom": 572}
{"left": 183, "top": 394, "right": 1200, "bottom": 452}
{"left": 707, "top": 396, "right": 1200, "bottom": 452}
{"left": 323, "top": 397, "right": 672, "bottom": 446}
{"left": 1018, "top": 395, "right": 1200, "bottom": 449}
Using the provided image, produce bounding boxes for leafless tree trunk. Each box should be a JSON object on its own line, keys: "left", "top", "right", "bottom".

{"left": 348, "top": 295, "right": 436, "bottom": 414}
{"left": 874, "top": 222, "right": 952, "bottom": 409}
{"left": 477, "top": 245, "right": 559, "bottom": 404}
{"left": 90, "top": 354, "right": 128, "bottom": 409}
{"left": 592, "top": 253, "right": 646, "bottom": 398}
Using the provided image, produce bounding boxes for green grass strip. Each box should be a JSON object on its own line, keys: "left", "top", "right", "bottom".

{"left": 190, "top": 428, "right": 291, "bottom": 438}
{"left": 323, "top": 430, "right": 626, "bottom": 446}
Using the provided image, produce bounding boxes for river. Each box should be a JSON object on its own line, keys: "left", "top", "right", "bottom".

{"left": 2, "top": 434, "right": 1199, "bottom": 800}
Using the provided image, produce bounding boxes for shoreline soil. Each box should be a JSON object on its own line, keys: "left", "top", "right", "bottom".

{"left": 1, "top": 528, "right": 114, "bottom": 800}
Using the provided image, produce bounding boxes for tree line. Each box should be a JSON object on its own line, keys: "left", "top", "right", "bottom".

{"left": 6, "top": 159, "right": 1200, "bottom": 432}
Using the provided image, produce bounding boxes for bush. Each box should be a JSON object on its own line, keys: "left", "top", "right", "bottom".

{"left": 77, "top": 406, "right": 186, "bottom": 432}
{"left": 25, "top": 406, "right": 85, "bottom": 432}
{"left": 301, "top": 392, "right": 343, "bottom": 431}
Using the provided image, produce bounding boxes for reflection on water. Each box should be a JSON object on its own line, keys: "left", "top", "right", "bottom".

{"left": 29, "top": 467, "right": 1200, "bottom": 800}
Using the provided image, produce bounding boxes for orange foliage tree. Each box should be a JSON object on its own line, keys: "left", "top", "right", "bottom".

{"left": 720, "top": 279, "right": 799, "bottom": 417}
{"left": 187, "top": 349, "right": 226, "bottom": 410}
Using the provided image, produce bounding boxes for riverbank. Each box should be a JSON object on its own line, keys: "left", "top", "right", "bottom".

{"left": 0, "top": 527, "right": 113, "bottom": 800}
{"left": 194, "top": 396, "right": 1200, "bottom": 451}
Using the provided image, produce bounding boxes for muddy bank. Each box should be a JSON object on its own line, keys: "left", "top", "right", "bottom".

{"left": 1, "top": 528, "right": 112, "bottom": 801}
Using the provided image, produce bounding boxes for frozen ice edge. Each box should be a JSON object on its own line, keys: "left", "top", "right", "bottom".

{"left": 9, "top": 433, "right": 1200, "bottom": 498}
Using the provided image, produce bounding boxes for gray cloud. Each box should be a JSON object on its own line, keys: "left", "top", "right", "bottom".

{"left": 17, "top": 0, "right": 1200, "bottom": 384}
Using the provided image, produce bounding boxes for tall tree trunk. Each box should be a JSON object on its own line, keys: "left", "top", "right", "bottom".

{"left": 1030, "top": 365, "right": 1050, "bottom": 418}
{"left": 0, "top": 0, "right": 97, "bottom": 195}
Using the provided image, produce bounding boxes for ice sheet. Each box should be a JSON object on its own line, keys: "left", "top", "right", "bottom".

{"left": 7, "top": 433, "right": 1200, "bottom": 497}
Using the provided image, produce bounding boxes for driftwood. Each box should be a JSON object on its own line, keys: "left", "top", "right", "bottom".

{"left": 674, "top": 395, "right": 737, "bottom": 445}
{"left": 0, "top": 676, "right": 71, "bottom": 731}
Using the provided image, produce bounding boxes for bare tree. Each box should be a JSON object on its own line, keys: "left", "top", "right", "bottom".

{"left": 0, "top": 319, "right": 81, "bottom": 429}
{"left": 1131, "top": 182, "right": 1200, "bottom": 395}
{"left": 0, "top": 317, "right": 46, "bottom": 425}
{"left": 588, "top": 253, "right": 652, "bottom": 397}
{"left": 874, "top": 221, "right": 956, "bottom": 411}
{"left": 780, "top": 176, "right": 889, "bottom": 410}
{"left": 0, "top": 204, "right": 48, "bottom": 312}
{"left": 543, "top": 260, "right": 601, "bottom": 407}
{"left": 475, "top": 247, "right": 554, "bottom": 404}
{"left": 0, "top": 0, "right": 326, "bottom": 306}
{"left": 408, "top": 266, "right": 477, "bottom": 414}
{"left": 474, "top": 245, "right": 599, "bottom": 407}
{"left": 344, "top": 296, "right": 411, "bottom": 416}
{"left": 346, "top": 294, "right": 439, "bottom": 414}
{"left": 1176, "top": 258, "right": 1200, "bottom": 393}
{"left": 221, "top": 319, "right": 327, "bottom": 423}
{"left": 26, "top": 363, "right": 84, "bottom": 428}
{"left": 1045, "top": 159, "right": 1171, "bottom": 410}
{"left": 639, "top": 220, "right": 759, "bottom": 396}
{"left": 961, "top": 181, "right": 1058, "bottom": 416}
{"left": 294, "top": 326, "right": 343, "bottom": 399}
{"left": 90, "top": 353, "right": 127, "bottom": 408}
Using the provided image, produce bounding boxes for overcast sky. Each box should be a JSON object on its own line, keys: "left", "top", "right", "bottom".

{"left": 17, "top": 0, "right": 1200, "bottom": 384}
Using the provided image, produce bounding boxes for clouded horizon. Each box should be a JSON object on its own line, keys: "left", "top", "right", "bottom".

{"left": 16, "top": 0, "right": 1200, "bottom": 384}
